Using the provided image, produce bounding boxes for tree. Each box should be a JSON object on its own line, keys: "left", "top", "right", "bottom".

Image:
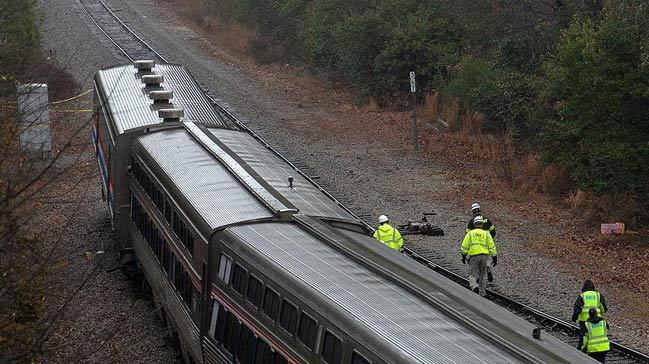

{"left": 539, "top": 1, "right": 649, "bottom": 196}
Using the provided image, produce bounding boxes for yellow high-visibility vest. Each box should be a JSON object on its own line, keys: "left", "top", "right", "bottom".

{"left": 373, "top": 224, "right": 404, "bottom": 251}
{"left": 582, "top": 320, "right": 610, "bottom": 353}
{"left": 460, "top": 229, "right": 497, "bottom": 256}
{"left": 578, "top": 291, "right": 605, "bottom": 322}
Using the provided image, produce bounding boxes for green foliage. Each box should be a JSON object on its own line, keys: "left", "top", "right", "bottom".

{"left": 230, "top": 0, "right": 303, "bottom": 62}
{"left": 372, "top": 3, "right": 458, "bottom": 99}
{"left": 444, "top": 59, "right": 531, "bottom": 136}
{"left": 209, "top": 0, "right": 459, "bottom": 100}
{"left": 0, "top": 0, "right": 39, "bottom": 76}
{"left": 539, "top": 2, "right": 649, "bottom": 194}
{"left": 205, "top": 0, "right": 649, "bottom": 211}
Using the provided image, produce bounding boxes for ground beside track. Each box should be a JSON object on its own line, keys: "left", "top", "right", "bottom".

{"left": 36, "top": 0, "right": 648, "bottom": 360}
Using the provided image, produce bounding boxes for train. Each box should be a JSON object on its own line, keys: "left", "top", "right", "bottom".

{"left": 91, "top": 60, "right": 597, "bottom": 363}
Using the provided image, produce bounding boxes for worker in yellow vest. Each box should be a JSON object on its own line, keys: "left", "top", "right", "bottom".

{"left": 373, "top": 215, "right": 404, "bottom": 252}
{"left": 460, "top": 216, "right": 497, "bottom": 296}
{"left": 466, "top": 202, "right": 497, "bottom": 283}
{"left": 572, "top": 279, "right": 608, "bottom": 326}
{"left": 579, "top": 308, "right": 610, "bottom": 363}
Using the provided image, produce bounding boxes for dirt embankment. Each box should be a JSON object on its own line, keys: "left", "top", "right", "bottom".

{"left": 153, "top": 0, "right": 649, "bottom": 351}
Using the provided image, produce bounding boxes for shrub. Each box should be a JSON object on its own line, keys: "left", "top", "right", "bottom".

{"left": 443, "top": 59, "right": 531, "bottom": 137}
{"left": 0, "top": 0, "right": 39, "bottom": 77}
{"left": 539, "top": 4, "right": 649, "bottom": 196}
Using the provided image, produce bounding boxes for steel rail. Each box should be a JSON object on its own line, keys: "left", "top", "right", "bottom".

{"left": 402, "top": 247, "right": 649, "bottom": 364}
{"left": 74, "top": 0, "right": 363, "bottom": 224}
{"left": 75, "top": 0, "right": 167, "bottom": 63}
{"left": 74, "top": 2, "right": 649, "bottom": 362}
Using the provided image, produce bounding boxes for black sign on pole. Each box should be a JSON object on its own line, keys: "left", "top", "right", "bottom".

{"left": 409, "top": 71, "right": 419, "bottom": 151}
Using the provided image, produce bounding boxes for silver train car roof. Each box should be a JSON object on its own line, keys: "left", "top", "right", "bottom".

{"left": 222, "top": 220, "right": 597, "bottom": 364}
{"left": 133, "top": 122, "right": 357, "bottom": 230}
{"left": 94, "top": 62, "right": 229, "bottom": 135}
{"left": 226, "top": 222, "right": 522, "bottom": 363}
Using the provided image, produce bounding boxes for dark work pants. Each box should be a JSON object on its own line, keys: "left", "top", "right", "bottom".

{"left": 589, "top": 351, "right": 607, "bottom": 363}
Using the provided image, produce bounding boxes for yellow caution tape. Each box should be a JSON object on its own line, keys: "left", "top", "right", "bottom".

{"left": 51, "top": 109, "right": 94, "bottom": 113}
{"left": 1, "top": 105, "right": 93, "bottom": 113}
{"left": 50, "top": 89, "right": 93, "bottom": 105}
{"left": 0, "top": 89, "right": 92, "bottom": 106}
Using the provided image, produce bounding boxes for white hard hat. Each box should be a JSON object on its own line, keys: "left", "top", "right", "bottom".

{"left": 470, "top": 202, "right": 481, "bottom": 214}
{"left": 473, "top": 215, "right": 484, "bottom": 226}
{"left": 378, "top": 215, "right": 389, "bottom": 224}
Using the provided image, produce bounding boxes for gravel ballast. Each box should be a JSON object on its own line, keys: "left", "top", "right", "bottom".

{"left": 36, "top": 0, "right": 647, "bottom": 360}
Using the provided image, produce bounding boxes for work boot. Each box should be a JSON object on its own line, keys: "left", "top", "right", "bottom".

{"left": 487, "top": 271, "right": 494, "bottom": 283}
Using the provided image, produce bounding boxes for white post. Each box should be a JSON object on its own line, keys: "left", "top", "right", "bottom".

{"left": 409, "top": 71, "right": 419, "bottom": 152}
{"left": 17, "top": 83, "right": 51, "bottom": 158}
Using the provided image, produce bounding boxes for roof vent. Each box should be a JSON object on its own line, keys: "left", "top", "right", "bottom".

{"left": 134, "top": 60, "right": 155, "bottom": 72}
{"left": 142, "top": 74, "right": 164, "bottom": 87}
{"left": 149, "top": 90, "right": 173, "bottom": 104}
{"left": 159, "top": 108, "right": 183, "bottom": 122}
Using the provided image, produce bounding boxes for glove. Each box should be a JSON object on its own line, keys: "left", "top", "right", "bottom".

{"left": 492, "top": 256, "right": 498, "bottom": 267}
{"left": 461, "top": 254, "right": 467, "bottom": 265}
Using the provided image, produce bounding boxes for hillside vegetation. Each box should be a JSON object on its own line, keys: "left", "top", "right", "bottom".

{"left": 196, "top": 0, "right": 649, "bottom": 224}
{"left": 1, "top": 1, "right": 79, "bottom": 361}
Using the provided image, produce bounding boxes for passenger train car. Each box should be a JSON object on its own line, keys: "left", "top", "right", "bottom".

{"left": 91, "top": 61, "right": 597, "bottom": 363}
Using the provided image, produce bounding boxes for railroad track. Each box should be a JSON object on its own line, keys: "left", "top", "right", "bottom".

{"left": 75, "top": 1, "right": 649, "bottom": 363}
{"left": 403, "top": 246, "right": 649, "bottom": 364}
{"left": 75, "top": 0, "right": 167, "bottom": 63}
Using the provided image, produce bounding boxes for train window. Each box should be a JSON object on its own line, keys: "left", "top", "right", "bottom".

{"left": 297, "top": 313, "right": 317, "bottom": 351}
{"left": 208, "top": 300, "right": 220, "bottom": 338}
{"left": 156, "top": 189, "right": 164, "bottom": 211}
{"left": 182, "top": 227, "right": 194, "bottom": 255}
{"left": 236, "top": 324, "right": 252, "bottom": 362}
{"left": 224, "top": 315, "right": 241, "bottom": 354}
{"left": 178, "top": 223, "right": 185, "bottom": 244}
{"left": 163, "top": 199, "right": 172, "bottom": 224}
{"left": 154, "top": 232, "right": 163, "bottom": 261}
{"left": 321, "top": 330, "right": 342, "bottom": 364}
{"left": 351, "top": 351, "right": 370, "bottom": 364}
{"left": 130, "top": 195, "right": 136, "bottom": 220}
{"left": 162, "top": 243, "right": 170, "bottom": 274}
{"left": 217, "top": 254, "right": 233, "bottom": 284}
{"left": 191, "top": 286, "right": 200, "bottom": 320}
{"left": 185, "top": 274, "right": 193, "bottom": 307}
{"left": 151, "top": 229, "right": 158, "bottom": 256}
{"left": 214, "top": 304, "right": 228, "bottom": 343}
{"left": 151, "top": 187, "right": 158, "bottom": 208}
{"left": 148, "top": 227, "right": 154, "bottom": 251}
{"left": 246, "top": 275, "right": 263, "bottom": 308}
{"left": 143, "top": 216, "right": 150, "bottom": 242}
{"left": 172, "top": 254, "right": 180, "bottom": 283}
{"left": 184, "top": 272, "right": 191, "bottom": 304}
{"left": 254, "top": 339, "right": 272, "bottom": 364}
{"left": 172, "top": 211, "right": 180, "bottom": 237}
{"left": 130, "top": 159, "right": 138, "bottom": 179}
{"left": 279, "top": 299, "right": 297, "bottom": 336}
{"left": 231, "top": 264, "right": 247, "bottom": 296}
{"left": 262, "top": 288, "right": 280, "bottom": 321}
{"left": 143, "top": 174, "right": 151, "bottom": 196}
{"left": 177, "top": 270, "right": 187, "bottom": 303}
{"left": 174, "top": 257, "right": 181, "bottom": 289}
{"left": 187, "top": 230, "right": 194, "bottom": 255}
{"left": 272, "top": 352, "right": 288, "bottom": 364}
{"left": 241, "top": 330, "right": 260, "bottom": 364}
{"left": 230, "top": 323, "right": 240, "bottom": 354}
